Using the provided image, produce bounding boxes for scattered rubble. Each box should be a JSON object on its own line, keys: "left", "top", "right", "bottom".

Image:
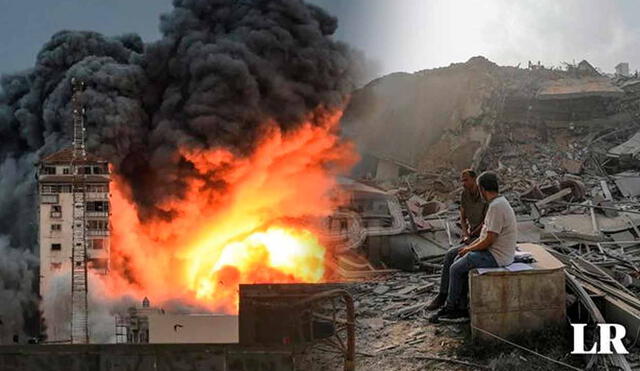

{"left": 320, "top": 57, "right": 640, "bottom": 370}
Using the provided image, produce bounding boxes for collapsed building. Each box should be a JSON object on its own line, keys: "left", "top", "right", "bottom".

{"left": 324, "top": 56, "right": 640, "bottom": 370}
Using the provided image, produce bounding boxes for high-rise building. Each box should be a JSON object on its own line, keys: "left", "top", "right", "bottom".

{"left": 38, "top": 148, "right": 111, "bottom": 342}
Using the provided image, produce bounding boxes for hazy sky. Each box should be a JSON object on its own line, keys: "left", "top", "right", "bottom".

{"left": 1, "top": 0, "right": 639, "bottom": 78}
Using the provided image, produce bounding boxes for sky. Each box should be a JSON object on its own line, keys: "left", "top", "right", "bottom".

{"left": 1, "top": 0, "right": 639, "bottom": 79}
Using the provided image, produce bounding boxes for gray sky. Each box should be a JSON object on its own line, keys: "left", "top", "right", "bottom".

{"left": 1, "top": 0, "right": 639, "bottom": 78}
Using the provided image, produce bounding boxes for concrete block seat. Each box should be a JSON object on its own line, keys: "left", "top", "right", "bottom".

{"left": 469, "top": 243, "right": 566, "bottom": 340}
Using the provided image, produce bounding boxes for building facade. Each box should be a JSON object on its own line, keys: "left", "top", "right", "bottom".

{"left": 38, "top": 147, "right": 110, "bottom": 342}
{"left": 615, "top": 62, "right": 630, "bottom": 77}
{"left": 115, "top": 298, "right": 239, "bottom": 344}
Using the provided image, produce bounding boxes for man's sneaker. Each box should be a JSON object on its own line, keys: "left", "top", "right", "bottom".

{"left": 438, "top": 309, "right": 470, "bottom": 324}
{"left": 428, "top": 307, "right": 449, "bottom": 324}
{"left": 425, "top": 293, "right": 447, "bottom": 311}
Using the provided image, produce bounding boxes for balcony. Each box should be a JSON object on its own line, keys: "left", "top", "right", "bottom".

{"left": 87, "top": 230, "right": 110, "bottom": 237}
{"left": 86, "top": 192, "right": 109, "bottom": 200}
{"left": 41, "top": 194, "right": 59, "bottom": 204}
{"left": 86, "top": 211, "right": 109, "bottom": 218}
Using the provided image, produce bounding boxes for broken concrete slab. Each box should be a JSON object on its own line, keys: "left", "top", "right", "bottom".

{"left": 601, "top": 180, "right": 613, "bottom": 200}
{"left": 610, "top": 231, "right": 640, "bottom": 250}
{"left": 536, "top": 78, "right": 625, "bottom": 100}
{"left": 609, "top": 130, "right": 640, "bottom": 158}
{"left": 535, "top": 188, "right": 572, "bottom": 209}
{"left": 373, "top": 285, "right": 390, "bottom": 295}
{"left": 541, "top": 212, "right": 640, "bottom": 241}
{"left": 615, "top": 175, "right": 640, "bottom": 198}
{"left": 517, "top": 221, "right": 543, "bottom": 243}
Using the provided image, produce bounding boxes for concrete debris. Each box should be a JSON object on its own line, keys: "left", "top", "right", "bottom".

{"left": 615, "top": 173, "right": 640, "bottom": 198}
{"left": 536, "top": 77, "right": 625, "bottom": 100}
{"left": 608, "top": 130, "right": 640, "bottom": 159}
{"left": 562, "top": 158, "right": 583, "bottom": 174}
{"left": 397, "top": 303, "right": 428, "bottom": 319}
{"left": 372, "top": 285, "right": 390, "bottom": 295}
{"left": 361, "top": 318, "right": 384, "bottom": 331}
{"left": 321, "top": 58, "right": 640, "bottom": 371}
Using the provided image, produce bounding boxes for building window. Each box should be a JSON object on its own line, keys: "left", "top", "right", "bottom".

{"left": 88, "top": 258, "right": 108, "bottom": 270}
{"left": 87, "top": 220, "right": 109, "bottom": 230}
{"left": 50, "top": 263, "right": 62, "bottom": 271}
{"left": 41, "top": 194, "right": 59, "bottom": 204}
{"left": 62, "top": 167, "right": 70, "bottom": 175}
{"left": 86, "top": 184, "right": 108, "bottom": 193}
{"left": 51, "top": 243, "right": 61, "bottom": 251}
{"left": 88, "top": 258, "right": 109, "bottom": 274}
{"left": 51, "top": 224, "right": 61, "bottom": 232}
{"left": 78, "top": 166, "right": 94, "bottom": 175}
{"left": 42, "top": 166, "right": 56, "bottom": 175}
{"left": 87, "top": 201, "right": 109, "bottom": 212}
{"left": 41, "top": 185, "right": 71, "bottom": 193}
{"left": 89, "top": 239, "right": 105, "bottom": 250}
{"left": 50, "top": 205, "right": 62, "bottom": 218}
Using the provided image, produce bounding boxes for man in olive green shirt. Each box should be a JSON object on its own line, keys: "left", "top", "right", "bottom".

{"left": 459, "top": 169, "right": 487, "bottom": 243}
{"left": 426, "top": 169, "right": 486, "bottom": 312}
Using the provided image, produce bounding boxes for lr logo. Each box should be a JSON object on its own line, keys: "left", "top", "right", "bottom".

{"left": 571, "top": 324, "right": 629, "bottom": 354}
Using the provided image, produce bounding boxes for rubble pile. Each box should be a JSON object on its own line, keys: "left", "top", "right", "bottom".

{"left": 324, "top": 58, "right": 640, "bottom": 370}
{"left": 306, "top": 273, "right": 479, "bottom": 371}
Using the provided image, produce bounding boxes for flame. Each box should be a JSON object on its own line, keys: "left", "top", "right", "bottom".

{"left": 105, "top": 110, "right": 356, "bottom": 313}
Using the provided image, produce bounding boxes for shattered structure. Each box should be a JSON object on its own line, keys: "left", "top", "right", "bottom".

{"left": 320, "top": 56, "right": 640, "bottom": 370}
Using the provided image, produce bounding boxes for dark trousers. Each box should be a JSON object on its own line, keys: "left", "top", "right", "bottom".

{"left": 438, "top": 245, "right": 498, "bottom": 310}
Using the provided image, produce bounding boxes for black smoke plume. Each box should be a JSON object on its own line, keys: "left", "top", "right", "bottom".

{"left": 0, "top": 0, "right": 357, "bottom": 340}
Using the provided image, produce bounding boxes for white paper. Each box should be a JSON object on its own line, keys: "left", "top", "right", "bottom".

{"left": 476, "top": 263, "right": 534, "bottom": 275}
{"left": 506, "top": 263, "right": 533, "bottom": 272}
{"left": 476, "top": 267, "right": 507, "bottom": 275}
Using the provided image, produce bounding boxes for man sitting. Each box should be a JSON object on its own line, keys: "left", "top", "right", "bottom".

{"left": 459, "top": 169, "right": 487, "bottom": 243}
{"left": 427, "top": 171, "right": 517, "bottom": 323}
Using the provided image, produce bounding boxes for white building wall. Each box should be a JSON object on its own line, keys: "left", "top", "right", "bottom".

{"left": 148, "top": 314, "right": 239, "bottom": 344}
{"left": 39, "top": 163, "right": 110, "bottom": 343}
{"left": 39, "top": 192, "right": 74, "bottom": 342}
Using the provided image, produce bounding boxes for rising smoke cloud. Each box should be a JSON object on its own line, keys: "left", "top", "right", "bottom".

{"left": 0, "top": 0, "right": 358, "bottom": 340}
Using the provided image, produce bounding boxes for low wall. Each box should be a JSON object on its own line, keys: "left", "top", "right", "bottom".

{"left": 0, "top": 343, "right": 294, "bottom": 371}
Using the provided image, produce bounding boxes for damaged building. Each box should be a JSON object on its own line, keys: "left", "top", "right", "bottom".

{"left": 2, "top": 52, "right": 638, "bottom": 371}
{"left": 322, "top": 56, "right": 640, "bottom": 370}
{"left": 37, "top": 147, "right": 111, "bottom": 342}
{"left": 2, "top": 0, "right": 640, "bottom": 367}
{"left": 4, "top": 55, "right": 639, "bottom": 370}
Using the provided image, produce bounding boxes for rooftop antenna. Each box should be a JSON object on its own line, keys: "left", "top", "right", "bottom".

{"left": 70, "top": 77, "right": 89, "bottom": 344}
{"left": 71, "top": 78, "right": 87, "bottom": 160}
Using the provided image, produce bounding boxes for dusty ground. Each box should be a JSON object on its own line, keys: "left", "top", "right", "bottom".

{"left": 302, "top": 271, "right": 589, "bottom": 371}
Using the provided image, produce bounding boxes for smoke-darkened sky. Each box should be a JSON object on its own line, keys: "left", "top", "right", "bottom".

{"left": 1, "top": 0, "right": 639, "bottom": 80}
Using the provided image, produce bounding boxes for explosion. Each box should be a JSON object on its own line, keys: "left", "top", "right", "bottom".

{"left": 0, "top": 0, "right": 360, "bottom": 337}
{"left": 107, "top": 111, "right": 356, "bottom": 313}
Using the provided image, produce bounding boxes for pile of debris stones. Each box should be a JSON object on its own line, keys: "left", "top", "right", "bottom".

{"left": 318, "top": 110, "right": 640, "bottom": 371}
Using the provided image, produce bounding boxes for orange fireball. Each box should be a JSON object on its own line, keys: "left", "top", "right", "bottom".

{"left": 104, "top": 110, "right": 356, "bottom": 313}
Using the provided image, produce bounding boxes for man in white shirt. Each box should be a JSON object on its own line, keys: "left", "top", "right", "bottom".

{"left": 429, "top": 171, "right": 517, "bottom": 323}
